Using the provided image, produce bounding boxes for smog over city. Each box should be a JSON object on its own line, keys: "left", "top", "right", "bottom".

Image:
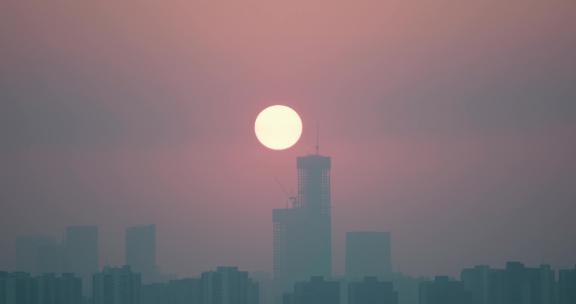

{"left": 1, "top": 0, "right": 575, "bottom": 303}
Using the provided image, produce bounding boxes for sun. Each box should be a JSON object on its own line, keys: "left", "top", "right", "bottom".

{"left": 255, "top": 105, "right": 303, "bottom": 150}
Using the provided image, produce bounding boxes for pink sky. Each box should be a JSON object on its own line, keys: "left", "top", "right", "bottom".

{"left": 1, "top": 0, "right": 575, "bottom": 277}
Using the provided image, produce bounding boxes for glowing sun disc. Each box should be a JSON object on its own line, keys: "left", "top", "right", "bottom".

{"left": 255, "top": 105, "right": 303, "bottom": 150}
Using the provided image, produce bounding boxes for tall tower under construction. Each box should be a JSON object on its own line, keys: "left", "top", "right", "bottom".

{"left": 273, "top": 153, "right": 332, "bottom": 293}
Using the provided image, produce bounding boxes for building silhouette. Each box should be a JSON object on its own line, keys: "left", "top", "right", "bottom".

{"left": 15, "top": 236, "right": 62, "bottom": 275}
{"left": 167, "top": 278, "right": 203, "bottom": 304}
{"left": 64, "top": 226, "right": 98, "bottom": 297}
{"left": 348, "top": 277, "right": 398, "bottom": 304}
{"left": 126, "top": 225, "right": 158, "bottom": 283}
{"left": 93, "top": 266, "right": 141, "bottom": 304}
{"left": 142, "top": 278, "right": 203, "bottom": 304}
{"left": 32, "top": 273, "right": 82, "bottom": 304}
{"left": 0, "top": 271, "right": 81, "bottom": 304}
{"left": 460, "top": 265, "right": 491, "bottom": 304}
{"left": 64, "top": 226, "right": 99, "bottom": 275}
{"left": 251, "top": 272, "right": 274, "bottom": 304}
{"left": 461, "top": 262, "right": 556, "bottom": 304}
{"left": 141, "top": 267, "right": 258, "bottom": 304}
{"left": 558, "top": 266, "right": 576, "bottom": 304}
{"left": 141, "top": 282, "right": 166, "bottom": 304}
{"left": 345, "top": 232, "right": 391, "bottom": 280}
{"left": 201, "top": 266, "right": 259, "bottom": 304}
{"left": 390, "top": 272, "right": 427, "bottom": 304}
{"left": 419, "top": 276, "right": 471, "bottom": 304}
{"left": 0, "top": 272, "right": 33, "bottom": 304}
{"left": 273, "top": 154, "right": 332, "bottom": 293}
{"left": 502, "top": 262, "right": 555, "bottom": 304}
{"left": 282, "top": 276, "right": 339, "bottom": 304}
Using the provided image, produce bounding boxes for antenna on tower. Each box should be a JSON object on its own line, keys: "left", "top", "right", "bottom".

{"left": 315, "top": 123, "right": 320, "bottom": 155}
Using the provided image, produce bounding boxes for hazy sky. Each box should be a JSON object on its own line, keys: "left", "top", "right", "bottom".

{"left": 1, "top": 0, "right": 575, "bottom": 277}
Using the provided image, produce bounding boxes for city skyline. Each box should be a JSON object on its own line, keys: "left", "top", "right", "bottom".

{"left": 1, "top": 0, "right": 576, "bottom": 284}
{"left": 4, "top": 148, "right": 575, "bottom": 279}
{"left": 3, "top": 149, "right": 575, "bottom": 303}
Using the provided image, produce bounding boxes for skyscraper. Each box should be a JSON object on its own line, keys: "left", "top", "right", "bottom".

{"left": 65, "top": 225, "right": 98, "bottom": 296}
{"left": 126, "top": 225, "right": 158, "bottom": 283}
{"left": 64, "top": 226, "right": 99, "bottom": 275}
{"left": 296, "top": 154, "right": 332, "bottom": 278}
{"left": 345, "top": 231, "right": 391, "bottom": 280}
{"left": 273, "top": 154, "right": 332, "bottom": 293}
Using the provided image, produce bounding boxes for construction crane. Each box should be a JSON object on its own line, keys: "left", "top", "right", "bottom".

{"left": 274, "top": 177, "right": 297, "bottom": 208}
